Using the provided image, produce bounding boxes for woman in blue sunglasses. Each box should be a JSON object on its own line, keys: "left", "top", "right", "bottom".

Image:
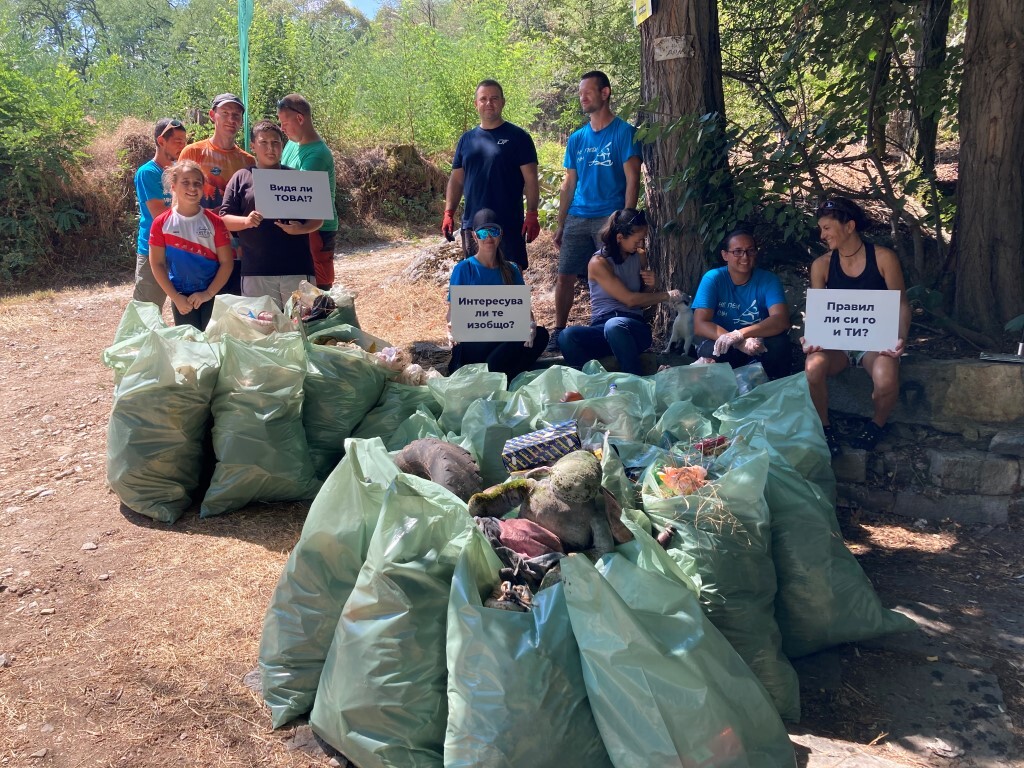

{"left": 558, "top": 208, "right": 683, "bottom": 375}
{"left": 446, "top": 208, "right": 549, "bottom": 380}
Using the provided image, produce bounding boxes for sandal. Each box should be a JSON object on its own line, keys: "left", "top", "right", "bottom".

{"left": 823, "top": 425, "right": 842, "bottom": 458}
{"left": 848, "top": 421, "right": 888, "bottom": 451}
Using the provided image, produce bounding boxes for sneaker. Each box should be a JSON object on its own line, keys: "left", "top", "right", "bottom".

{"left": 823, "top": 425, "right": 842, "bottom": 458}
{"left": 545, "top": 328, "right": 563, "bottom": 354}
{"left": 848, "top": 421, "right": 888, "bottom": 451}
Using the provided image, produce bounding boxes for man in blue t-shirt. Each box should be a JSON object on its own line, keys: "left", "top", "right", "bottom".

{"left": 133, "top": 118, "right": 187, "bottom": 308}
{"left": 691, "top": 229, "right": 793, "bottom": 379}
{"left": 549, "top": 70, "right": 643, "bottom": 351}
{"left": 442, "top": 80, "right": 540, "bottom": 271}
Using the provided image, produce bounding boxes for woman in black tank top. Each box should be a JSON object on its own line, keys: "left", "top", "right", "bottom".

{"left": 826, "top": 241, "right": 887, "bottom": 291}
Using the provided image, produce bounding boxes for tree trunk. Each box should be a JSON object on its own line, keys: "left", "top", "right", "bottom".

{"left": 896, "top": 0, "right": 952, "bottom": 171}
{"left": 951, "top": 0, "right": 1024, "bottom": 339}
{"left": 639, "top": 0, "right": 727, "bottom": 305}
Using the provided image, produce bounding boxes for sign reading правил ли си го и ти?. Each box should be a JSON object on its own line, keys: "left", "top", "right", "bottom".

{"left": 803, "top": 289, "right": 900, "bottom": 352}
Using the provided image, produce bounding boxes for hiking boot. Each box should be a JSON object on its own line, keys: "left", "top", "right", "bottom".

{"left": 848, "top": 421, "right": 888, "bottom": 451}
{"left": 823, "top": 425, "right": 842, "bottom": 458}
{"left": 545, "top": 328, "right": 563, "bottom": 354}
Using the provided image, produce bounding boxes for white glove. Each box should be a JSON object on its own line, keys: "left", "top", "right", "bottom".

{"left": 713, "top": 330, "right": 745, "bottom": 357}
{"left": 524, "top": 320, "right": 537, "bottom": 348}
{"left": 446, "top": 322, "right": 456, "bottom": 347}
{"left": 740, "top": 337, "right": 765, "bottom": 355}
{"left": 664, "top": 289, "right": 683, "bottom": 304}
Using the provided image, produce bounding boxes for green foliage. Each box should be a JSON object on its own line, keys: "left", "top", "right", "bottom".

{"left": 0, "top": 12, "right": 92, "bottom": 280}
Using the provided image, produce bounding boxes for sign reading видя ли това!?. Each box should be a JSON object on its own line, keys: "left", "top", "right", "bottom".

{"left": 449, "top": 286, "right": 532, "bottom": 342}
{"left": 252, "top": 168, "right": 334, "bottom": 221}
{"left": 804, "top": 288, "right": 901, "bottom": 352}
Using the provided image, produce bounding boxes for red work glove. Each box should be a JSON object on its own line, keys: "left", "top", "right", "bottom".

{"left": 441, "top": 209, "right": 456, "bottom": 241}
{"left": 522, "top": 211, "right": 540, "bottom": 243}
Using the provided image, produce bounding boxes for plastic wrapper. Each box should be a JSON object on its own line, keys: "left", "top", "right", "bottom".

{"left": 204, "top": 294, "right": 293, "bottom": 341}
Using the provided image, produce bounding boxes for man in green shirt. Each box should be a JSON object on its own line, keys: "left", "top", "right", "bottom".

{"left": 277, "top": 93, "right": 339, "bottom": 290}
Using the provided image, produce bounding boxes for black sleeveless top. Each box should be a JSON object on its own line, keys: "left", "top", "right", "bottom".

{"left": 826, "top": 241, "right": 886, "bottom": 290}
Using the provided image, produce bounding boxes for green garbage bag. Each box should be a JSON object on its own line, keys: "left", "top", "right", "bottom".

{"left": 459, "top": 394, "right": 533, "bottom": 486}
{"left": 308, "top": 324, "right": 390, "bottom": 353}
{"left": 510, "top": 364, "right": 589, "bottom": 405}
{"left": 540, "top": 391, "right": 647, "bottom": 443}
{"left": 652, "top": 363, "right": 738, "bottom": 418}
{"left": 303, "top": 340, "right": 389, "bottom": 480}
{"left": 259, "top": 438, "right": 398, "bottom": 728}
{"left": 743, "top": 425, "right": 916, "bottom": 657}
{"left": 113, "top": 300, "right": 167, "bottom": 344}
{"left": 445, "top": 530, "right": 613, "bottom": 768}
{"left": 204, "top": 294, "right": 293, "bottom": 341}
{"left": 599, "top": 433, "right": 637, "bottom": 512}
{"left": 310, "top": 473, "right": 474, "bottom": 768}
{"left": 201, "top": 333, "right": 320, "bottom": 517}
{"left": 714, "top": 373, "right": 834, "bottom": 498}
{"left": 350, "top": 381, "right": 443, "bottom": 448}
{"left": 389, "top": 405, "right": 446, "bottom": 450}
{"left": 106, "top": 331, "right": 219, "bottom": 523}
{"left": 286, "top": 283, "right": 361, "bottom": 334}
{"left": 648, "top": 399, "right": 715, "bottom": 447}
{"left": 102, "top": 324, "right": 207, "bottom": 385}
{"left": 428, "top": 364, "right": 508, "bottom": 433}
{"left": 640, "top": 440, "right": 800, "bottom": 722}
{"left": 562, "top": 541, "right": 796, "bottom": 767}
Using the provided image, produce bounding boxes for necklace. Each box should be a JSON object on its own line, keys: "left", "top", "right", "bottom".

{"left": 838, "top": 241, "right": 864, "bottom": 259}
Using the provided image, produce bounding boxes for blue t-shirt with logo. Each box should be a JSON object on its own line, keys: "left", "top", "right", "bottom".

{"left": 134, "top": 159, "right": 169, "bottom": 255}
{"left": 692, "top": 267, "right": 786, "bottom": 331}
{"left": 453, "top": 122, "right": 538, "bottom": 231}
{"left": 448, "top": 256, "right": 525, "bottom": 293}
{"left": 564, "top": 116, "right": 642, "bottom": 219}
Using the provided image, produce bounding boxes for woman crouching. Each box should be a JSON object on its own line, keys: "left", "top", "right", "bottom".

{"left": 559, "top": 208, "right": 682, "bottom": 375}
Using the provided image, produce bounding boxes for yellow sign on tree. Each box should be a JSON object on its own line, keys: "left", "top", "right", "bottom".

{"left": 633, "top": 0, "right": 652, "bottom": 26}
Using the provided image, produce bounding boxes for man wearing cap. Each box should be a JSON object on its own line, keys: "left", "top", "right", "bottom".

{"left": 132, "top": 118, "right": 187, "bottom": 307}
{"left": 179, "top": 93, "right": 256, "bottom": 294}
{"left": 277, "top": 93, "right": 338, "bottom": 291}
{"left": 441, "top": 79, "right": 540, "bottom": 272}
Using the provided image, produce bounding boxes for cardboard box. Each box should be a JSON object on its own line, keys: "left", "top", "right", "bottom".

{"left": 501, "top": 420, "right": 582, "bottom": 473}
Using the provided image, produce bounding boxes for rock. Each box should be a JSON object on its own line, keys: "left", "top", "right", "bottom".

{"left": 892, "top": 491, "right": 1009, "bottom": 525}
{"left": 40, "top": 415, "right": 55, "bottom": 424}
{"left": 98, "top": 574, "right": 109, "bottom": 581}
{"left": 927, "top": 449, "right": 982, "bottom": 491}
{"left": 37, "top": 490, "right": 54, "bottom": 498}
{"left": 242, "top": 668, "right": 262, "bottom": 694}
{"left": 0, "top": 653, "right": 11, "bottom": 667}
{"left": 81, "top": 542, "right": 98, "bottom": 551}
{"left": 990, "top": 428, "right": 1024, "bottom": 456}
{"left": 40, "top": 608, "right": 55, "bottom": 615}
{"left": 29, "top": 748, "right": 47, "bottom": 758}
{"left": 40, "top": 723, "right": 53, "bottom": 733}
{"left": 832, "top": 448, "right": 867, "bottom": 483}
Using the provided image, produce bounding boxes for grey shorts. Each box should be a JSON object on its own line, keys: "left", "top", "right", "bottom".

{"left": 241, "top": 274, "right": 313, "bottom": 312}
{"left": 132, "top": 252, "right": 166, "bottom": 307}
{"left": 558, "top": 215, "right": 605, "bottom": 276}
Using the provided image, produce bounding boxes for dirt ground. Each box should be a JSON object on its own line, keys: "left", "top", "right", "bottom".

{"left": 0, "top": 240, "right": 1020, "bottom": 767}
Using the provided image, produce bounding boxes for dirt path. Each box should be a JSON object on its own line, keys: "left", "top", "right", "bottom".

{"left": 0, "top": 245, "right": 1020, "bottom": 767}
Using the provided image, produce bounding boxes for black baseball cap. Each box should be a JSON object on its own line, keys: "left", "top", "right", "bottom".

{"left": 471, "top": 208, "right": 501, "bottom": 230}
{"left": 154, "top": 118, "right": 185, "bottom": 140}
{"left": 211, "top": 93, "right": 245, "bottom": 112}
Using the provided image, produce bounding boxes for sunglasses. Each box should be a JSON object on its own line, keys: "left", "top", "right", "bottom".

{"left": 475, "top": 226, "right": 502, "bottom": 240}
{"left": 276, "top": 99, "right": 309, "bottom": 115}
{"left": 158, "top": 119, "right": 184, "bottom": 138}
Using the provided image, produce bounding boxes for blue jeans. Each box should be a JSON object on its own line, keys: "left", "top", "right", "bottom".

{"left": 560, "top": 313, "right": 652, "bottom": 375}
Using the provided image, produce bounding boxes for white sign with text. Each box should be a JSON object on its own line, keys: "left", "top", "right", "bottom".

{"left": 252, "top": 168, "right": 334, "bottom": 220}
{"left": 450, "top": 285, "right": 532, "bottom": 342}
{"left": 804, "top": 288, "right": 901, "bottom": 352}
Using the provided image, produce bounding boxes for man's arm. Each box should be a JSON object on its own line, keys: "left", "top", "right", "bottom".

{"left": 623, "top": 155, "right": 641, "bottom": 210}
{"left": 521, "top": 163, "right": 539, "bottom": 213}
{"left": 445, "top": 167, "right": 465, "bottom": 213}
{"left": 554, "top": 168, "right": 577, "bottom": 247}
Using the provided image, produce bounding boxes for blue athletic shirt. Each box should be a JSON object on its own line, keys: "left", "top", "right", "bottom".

{"left": 149, "top": 208, "right": 230, "bottom": 295}
{"left": 692, "top": 267, "right": 786, "bottom": 331}
{"left": 448, "top": 256, "right": 525, "bottom": 296}
{"left": 453, "top": 122, "right": 538, "bottom": 231}
{"left": 134, "top": 159, "right": 169, "bottom": 256}
{"left": 564, "top": 116, "right": 642, "bottom": 219}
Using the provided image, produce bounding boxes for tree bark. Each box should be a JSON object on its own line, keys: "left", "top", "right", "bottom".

{"left": 639, "top": 0, "right": 727, "bottom": 305}
{"left": 951, "top": 0, "right": 1024, "bottom": 338}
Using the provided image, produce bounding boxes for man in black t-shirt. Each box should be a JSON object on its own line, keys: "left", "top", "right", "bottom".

{"left": 441, "top": 80, "right": 540, "bottom": 270}
{"left": 219, "top": 121, "right": 322, "bottom": 310}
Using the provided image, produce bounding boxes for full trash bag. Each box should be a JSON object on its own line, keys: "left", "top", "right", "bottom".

{"left": 428, "top": 364, "right": 508, "bottom": 434}
{"left": 459, "top": 394, "right": 534, "bottom": 486}
{"left": 748, "top": 424, "right": 916, "bottom": 657}
{"left": 112, "top": 300, "right": 167, "bottom": 344}
{"left": 648, "top": 399, "right": 715, "bottom": 447}
{"left": 640, "top": 436, "right": 801, "bottom": 722}
{"left": 204, "top": 294, "right": 293, "bottom": 341}
{"left": 259, "top": 438, "right": 399, "bottom": 728}
{"left": 285, "top": 281, "right": 361, "bottom": 334}
{"left": 562, "top": 530, "right": 796, "bottom": 768}
{"left": 307, "top": 324, "right": 390, "bottom": 353}
{"left": 539, "top": 391, "right": 647, "bottom": 444}
{"left": 652, "top": 362, "right": 738, "bottom": 418}
{"left": 444, "top": 531, "right": 613, "bottom": 768}
{"left": 106, "top": 331, "right": 220, "bottom": 523}
{"left": 389, "top": 405, "right": 446, "bottom": 449}
{"left": 103, "top": 324, "right": 206, "bottom": 385}
{"left": 350, "top": 381, "right": 444, "bottom": 449}
{"left": 200, "top": 333, "right": 320, "bottom": 517}
{"left": 310, "top": 473, "right": 474, "bottom": 768}
{"left": 303, "top": 340, "right": 389, "bottom": 480}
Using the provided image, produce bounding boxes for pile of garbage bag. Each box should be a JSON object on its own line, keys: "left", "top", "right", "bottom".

{"left": 257, "top": 357, "right": 915, "bottom": 766}
{"left": 102, "top": 291, "right": 437, "bottom": 522}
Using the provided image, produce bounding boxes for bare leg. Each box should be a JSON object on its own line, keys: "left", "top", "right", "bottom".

{"left": 803, "top": 350, "right": 849, "bottom": 425}
{"left": 860, "top": 352, "right": 900, "bottom": 427}
{"left": 554, "top": 273, "right": 577, "bottom": 329}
